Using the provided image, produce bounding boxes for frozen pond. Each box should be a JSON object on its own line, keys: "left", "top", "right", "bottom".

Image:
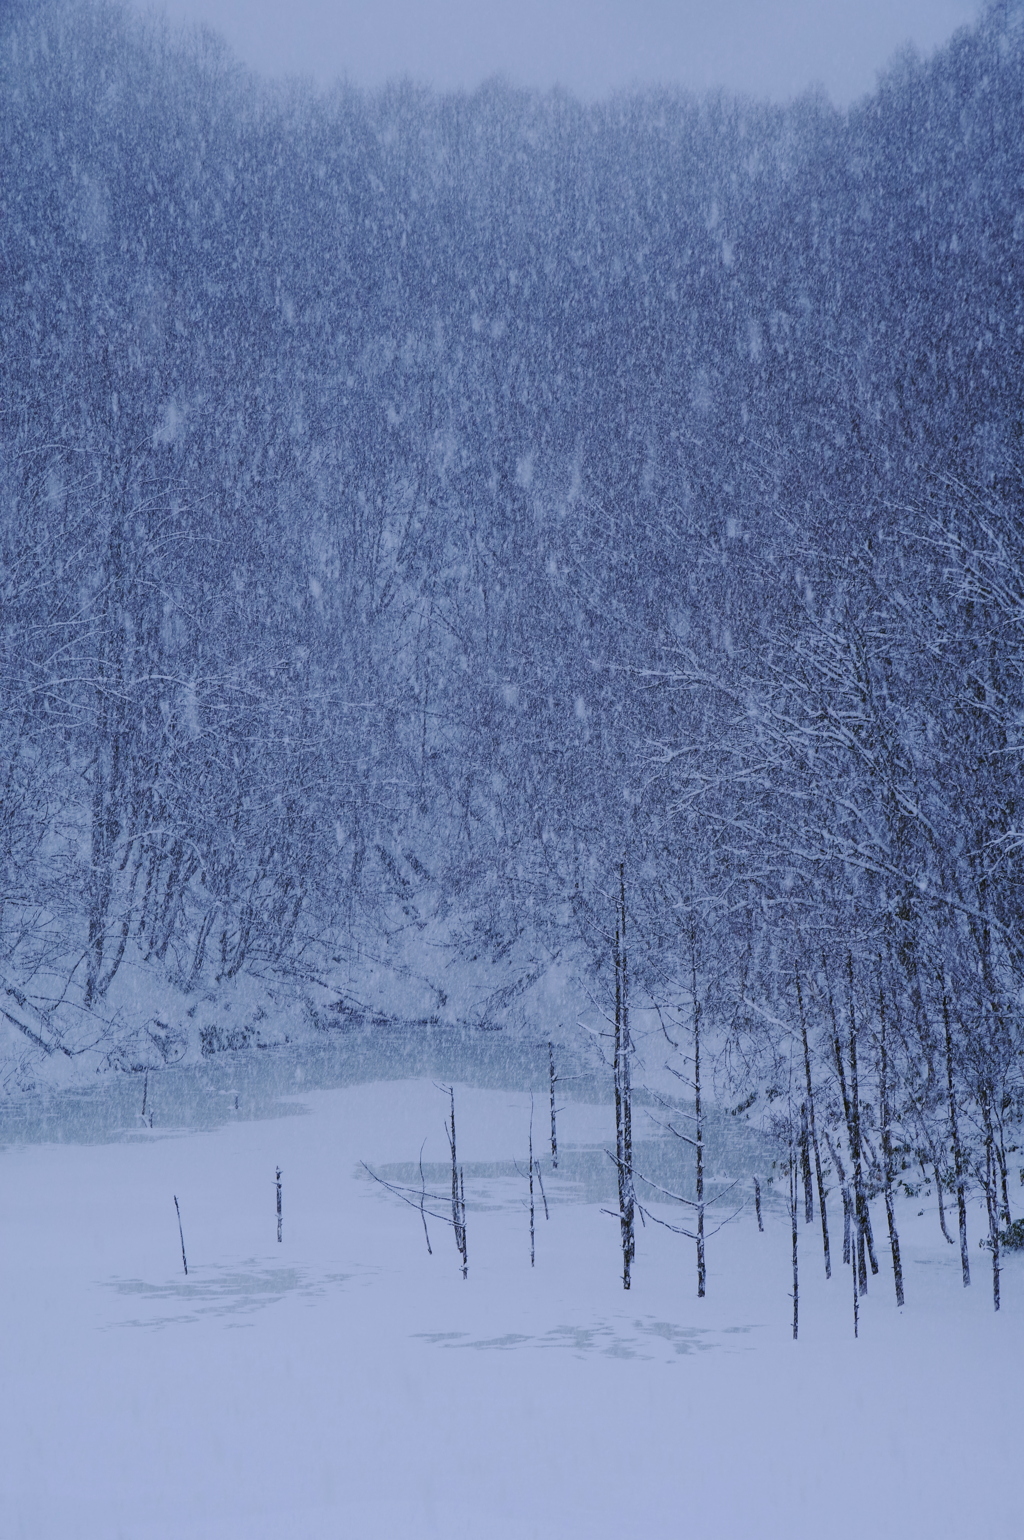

{"left": 1, "top": 1069, "right": 1021, "bottom": 1540}
{"left": 0, "top": 1020, "right": 769, "bottom": 1211}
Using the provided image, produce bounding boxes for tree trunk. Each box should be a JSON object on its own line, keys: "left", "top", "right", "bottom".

{"left": 446, "top": 1087, "right": 468, "bottom": 1279}
{"left": 418, "top": 1140, "right": 433, "bottom": 1255}
{"left": 797, "top": 974, "right": 831, "bottom": 1278}
{"left": 942, "top": 990, "right": 970, "bottom": 1286}
{"left": 985, "top": 1131, "right": 1001, "bottom": 1312}
{"left": 799, "top": 1101, "right": 814, "bottom": 1224}
{"left": 694, "top": 984, "right": 705, "bottom": 1299}
{"left": 878, "top": 985, "right": 905, "bottom": 1307}
{"left": 528, "top": 1101, "right": 536, "bottom": 1268}
{"left": 825, "top": 1131, "right": 853, "bottom": 1268}
{"left": 933, "top": 1164, "right": 954, "bottom": 1245}
{"left": 174, "top": 1195, "right": 188, "bottom": 1276}
{"left": 790, "top": 1142, "right": 799, "bottom": 1341}
{"left": 613, "top": 865, "right": 635, "bottom": 1290}
{"left": 846, "top": 957, "right": 879, "bottom": 1286}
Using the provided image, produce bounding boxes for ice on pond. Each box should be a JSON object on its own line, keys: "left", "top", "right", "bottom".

{"left": 107, "top": 1264, "right": 355, "bottom": 1327}
{"left": 415, "top": 1318, "right": 758, "bottom": 1358}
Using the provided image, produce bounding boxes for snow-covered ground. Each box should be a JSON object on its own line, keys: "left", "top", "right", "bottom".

{"left": 1, "top": 1073, "right": 1020, "bottom": 1540}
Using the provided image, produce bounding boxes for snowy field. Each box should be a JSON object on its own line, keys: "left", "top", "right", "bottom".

{"left": 2, "top": 1070, "right": 1021, "bottom": 1540}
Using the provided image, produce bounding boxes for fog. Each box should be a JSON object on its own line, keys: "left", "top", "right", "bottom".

{"left": 130, "top": 0, "right": 981, "bottom": 101}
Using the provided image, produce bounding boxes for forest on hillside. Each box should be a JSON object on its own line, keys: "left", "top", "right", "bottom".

{"left": 3, "top": 0, "right": 1024, "bottom": 1285}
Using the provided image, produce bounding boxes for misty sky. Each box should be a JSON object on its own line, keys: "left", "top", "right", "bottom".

{"left": 130, "top": 0, "right": 983, "bottom": 102}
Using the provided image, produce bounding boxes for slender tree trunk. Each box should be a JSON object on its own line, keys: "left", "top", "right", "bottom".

{"left": 827, "top": 985, "right": 861, "bottom": 1283}
{"left": 979, "top": 1093, "right": 1003, "bottom": 1311}
{"left": 790, "top": 1142, "right": 799, "bottom": 1341}
{"left": 992, "top": 1116, "right": 1011, "bottom": 1228}
{"left": 613, "top": 865, "right": 635, "bottom": 1291}
{"left": 446, "top": 1086, "right": 468, "bottom": 1279}
{"left": 846, "top": 958, "right": 878, "bottom": 1286}
{"left": 882, "top": 1181, "right": 903, "bottom": 1305}
{"left": 933, "top": 1164, "right": 954, "bottom": 1244}
{"left": 418, "top": 1140, "right": 432, "bottom": 1255}
{"left": 878, "top": 986, "right": 904, "bottom": 1306}
{"left": 174, "top": 1195, "right": 188, "bottom": 1276}
{"left": 942, "top": 991, "right": 970, "bottom": 1286}
{"left": 86, "top": 707, "right": 118, "bottom": 1006}
{"left": 998, "top": 1148, "right": 1011, "bottom": 1229}
{"left": 459, "top": 1168, "right": 467, "bottom": 1275}
{"left": 86, "top": 533, "right": 136, "bottom": 1006}
{"left": 136, "top": 844, "right": 160, "bottom": 942}
{"left": 548, "top": 1040, "right": 559, "bottom": 1169}
{"left": 693, "top": 961, "right": 705, "bottom": 1299}
{"left": 799, "top": 1101, "right": 814, "bottom": 1224}
{"left": 797, "top": 975, "right": 831, "bottom": 1278}
{"left": 754, "top": 1176, "right": 764, "bottom": 1232}
{"left": 536, "top": 1160, "right": 549, "bottom": 1221}
{"left": 189, "top": 901, "right": 219, "bottom": 985}
{"left": 93, "top": 846, "right": 142, "bottom": 998}
{"left": 825, "top": 1131, "right": 853, "bottom": 1267}
{"left": 985, "top": 1130, "right": 1001, "bottom": 1312}
{"left": 276, "top": 1166, "right": 282, "bottom": 1243}
{"left": 528, "top": 1098, "right": 536, "bottom": 1268}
